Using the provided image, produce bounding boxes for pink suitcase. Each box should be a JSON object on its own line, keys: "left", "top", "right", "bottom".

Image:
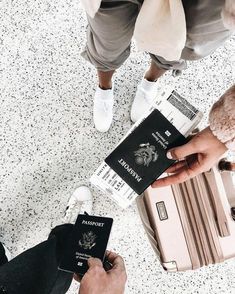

{"left": 136, "top": 159, "right": 235, "bottom": 272}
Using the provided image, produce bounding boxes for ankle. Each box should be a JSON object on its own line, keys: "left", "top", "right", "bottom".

{"left": 144, "top": 62, "right": 166, "bottom": 82}
{"left": 99, "top": 83, "right": 112, "bottom": 90}
{"left": 97, "top": 70, "right": 114, "bottom": 90}
{"left": 144, "top": 71, "right": 158, "bottom": 82}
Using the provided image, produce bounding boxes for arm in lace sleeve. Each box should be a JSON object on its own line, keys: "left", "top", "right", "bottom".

{"left": 209, "top": 84, "right": 235, "bottom": 150}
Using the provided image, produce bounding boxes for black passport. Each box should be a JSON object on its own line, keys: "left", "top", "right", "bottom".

{"left": 105, "top": 109, "right": 187, "bottom": 195}
{"left": 59, "top": 215, "right": 113, "bottom": 275}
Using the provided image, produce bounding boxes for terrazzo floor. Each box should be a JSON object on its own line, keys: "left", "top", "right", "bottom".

{"left": 0, "top": 1, "right": 235, "bottom": 293}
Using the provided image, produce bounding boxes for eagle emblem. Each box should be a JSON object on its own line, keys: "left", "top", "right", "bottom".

{"left": 134, "top": 143, "right": 158, "bottom": 167}
{"left": 78, "top": 231, "right": 97, "bottom": 250}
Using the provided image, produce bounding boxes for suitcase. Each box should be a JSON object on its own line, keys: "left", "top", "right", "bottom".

{"left": 136, "top": 159, "right": 235, "bottom": 272}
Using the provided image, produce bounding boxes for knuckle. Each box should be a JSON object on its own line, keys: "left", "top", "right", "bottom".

{"left": 185, "top": 169, "right": 191, "bottom": 178}
{"left": 117, "top": 255, "right": 124, "bottom": 263}
{"left": 174, "top": 172, "right": 189, "bottom": 184}
{"left": 176, "top": 173, "right": 185, "bottom": 181}
{"left": 187, "top": 164, "right": 195, "bottom": 174}
{"left": 200, "top": 165, "right": 208, "bottom": 173}
{"left": 92, "top": 265, "right": 102, "bottom": 273}
{"left": 190, "top": 138, "right": 198, "bottom": 149}
{"left": 170, "top": 149, "right": 179, "bottom": 159}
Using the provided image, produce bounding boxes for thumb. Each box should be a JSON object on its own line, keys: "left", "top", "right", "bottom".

{"left": 87, "top": 257, "right": 103, "bottom": 269}
{"left": 167, "top": 141, "right": 195, "bottom": 160}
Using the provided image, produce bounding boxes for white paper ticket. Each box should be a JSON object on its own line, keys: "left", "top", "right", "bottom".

{"left": 150, "top": 88, "right": 203, "bottom": 137}
{"left": 90, "top": 162, "right": 138, "bottom": 209}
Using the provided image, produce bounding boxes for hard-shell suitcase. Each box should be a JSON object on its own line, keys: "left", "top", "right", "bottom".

{"left": 136, "top": 159, "right": 235, "bottom": 272}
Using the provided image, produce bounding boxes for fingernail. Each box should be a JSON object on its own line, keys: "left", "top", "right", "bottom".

{"left": 166, "top": 151, "right": 172, "bottom": 159}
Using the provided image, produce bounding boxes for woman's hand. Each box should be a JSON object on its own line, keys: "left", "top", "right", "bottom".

{"left": 152, "top": 127, "right": 227, "bottom": 187}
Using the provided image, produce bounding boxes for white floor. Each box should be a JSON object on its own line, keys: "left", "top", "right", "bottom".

{"left": 0, "top": 1, "right": 235, "bottom": 293}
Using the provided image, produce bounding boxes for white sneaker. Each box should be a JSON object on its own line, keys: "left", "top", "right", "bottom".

{"left": 63, "top": 186, "right": 93, "bottom": 224}
{"left": 93, "top": 87, "right": 114, "bottom": 132}
{"left": 130, "top": 78, "right": 160, "bottom": 123}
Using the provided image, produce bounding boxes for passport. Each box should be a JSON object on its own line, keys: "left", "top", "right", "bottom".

{"left": 59, "top": 215, "right": 113, "bottom": 275}
{"left": 105, "top": 109, "right": 187, "bottom": 195}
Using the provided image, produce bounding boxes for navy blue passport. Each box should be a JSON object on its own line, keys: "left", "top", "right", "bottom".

{"left": 59, "top": 215, "right": 113, "bottom": 275}
{"left": 105, "top": 109, "right": 187, "bottom": 195}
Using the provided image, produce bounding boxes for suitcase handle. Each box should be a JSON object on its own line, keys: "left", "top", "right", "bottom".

{"left": 218, "top": 159, "right": 235, "bottom": 220}
{"left": 204, "top": 171, "right": 230, "bottom": 237}
{"left": 218, "top": 159, "right": 235, "bottom": 172}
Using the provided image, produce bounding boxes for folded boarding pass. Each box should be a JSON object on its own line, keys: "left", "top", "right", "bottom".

{"left": 90, "top": 89, "right": 203, "bottom": 209}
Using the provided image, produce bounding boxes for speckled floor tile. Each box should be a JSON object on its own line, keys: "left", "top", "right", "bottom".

{"left": 0, "top": 1, "right": 235, "bottom": 294}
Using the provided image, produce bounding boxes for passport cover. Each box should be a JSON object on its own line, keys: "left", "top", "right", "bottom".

{"left": 105, "top": 109, "right": 187, "bottom": 195}
{"left": 59, "top": 215, "right": 113, "bottom": 275}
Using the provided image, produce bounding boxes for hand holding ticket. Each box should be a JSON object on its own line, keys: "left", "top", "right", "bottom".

{"left": 90, "top": 89, "right": 203, "bottom": 209}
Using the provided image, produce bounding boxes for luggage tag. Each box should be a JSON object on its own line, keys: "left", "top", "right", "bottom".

{"left": 59, "top": 214, "right": 113, "bottom": 276}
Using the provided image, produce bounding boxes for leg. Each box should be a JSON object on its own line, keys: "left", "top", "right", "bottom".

{"left": 98, "top": 70, "right": 115, "bottom": 90}
{"left": 144, "top": 60, "right": 167, "bottom": 82}
{"left": 0, "top": 224, "right": 73, "bottom": 294}
{"left": 181, "top": 0, "right": 232, "bottom": 60}
{"left": 147, "top": 0, "right": 232, "bottom": 73}
{"left": 82, "top": 1, "right": 141, "bottom": 77}
{"left": 145, "top": 0, "right": 232, "bottom": 78}
{"left": 82, "top": 1, "right": 141, "bottom": 132}
{"left": 0, "top": 186, "right": 92, "bottom": 294}
{"left": 131, "top": 0, "right": 232, "bottom": 123}
{"left": 130, "top": 54, "right": 186, "bottom": 122}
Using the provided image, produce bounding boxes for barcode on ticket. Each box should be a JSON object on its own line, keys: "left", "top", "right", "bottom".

{"left": 167, "top": 90, "right": 198, "bottom": 121}
{"left": 152, "top": 89, "right": 202, "bottom": 137}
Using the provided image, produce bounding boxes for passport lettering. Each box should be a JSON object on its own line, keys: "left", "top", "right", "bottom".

{"left": 118, "top": 158, "right": 142, "bottom": 182}
{"left": 82, "top": 220, "right": 105, "bottom": 227}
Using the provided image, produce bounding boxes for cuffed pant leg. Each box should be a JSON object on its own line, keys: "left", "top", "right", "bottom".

{"left": 181, "top": 0, "right": 232, "bottom": 61}
{"left": 150, "top": 53, "right": 187, "bottom": 72}
{"left": 150, "top": 0, "right": 232, "bottom": 74}
{"left": 81, "top": 1, "right": 141, "bottom": 71}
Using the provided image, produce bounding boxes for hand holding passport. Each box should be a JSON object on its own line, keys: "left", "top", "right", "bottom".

{"left": 59, "top": 214, "right": 113, "bottom": 276}
{"left": 90, "top": 89, "right": 203, "bottom": 208}
{"left": 76, "top": 251, "right": 127, "bottom": 294}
